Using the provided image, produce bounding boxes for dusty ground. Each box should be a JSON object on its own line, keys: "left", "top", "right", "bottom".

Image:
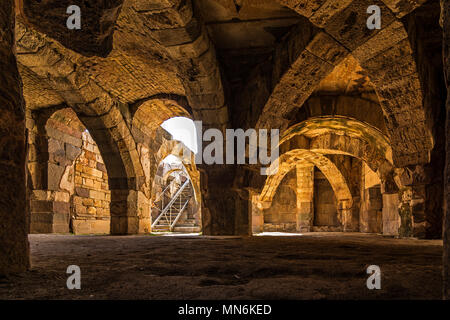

{"left": 0, "top": 233, "right": 443, "bottom": 300}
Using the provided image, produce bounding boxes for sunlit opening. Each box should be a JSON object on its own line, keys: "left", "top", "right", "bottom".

{"left": 161, "top": 117, "right": 198, "bottom": 154}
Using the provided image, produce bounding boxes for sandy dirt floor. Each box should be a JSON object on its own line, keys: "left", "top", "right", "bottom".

{"left": 0, "top": 233, "right": 443, "bottom": 300}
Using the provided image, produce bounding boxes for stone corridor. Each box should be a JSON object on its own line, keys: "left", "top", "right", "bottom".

{"left": 1, "top": 0, "right": 450, "bottom": 300}
{"left": 0, "top": 234, "right": 443, "bottom": 300}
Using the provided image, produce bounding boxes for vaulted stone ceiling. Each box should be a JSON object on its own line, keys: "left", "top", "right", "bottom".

{"left": 15, "top": 0, "right": 432, "bottom": 168}
{"left": 314, "top": 55, "right": 375, "bottom": 96}
{"left": 17, "top": 0, "right": 186, "bottom": 110}
{"left": 198, "top": 0, "right": 300, "bottom": 49}
{"left": 17, "top": 0, "right": 378, "bottom": 113}
{"left": 198, "top": 0, "right": 302, "bottom": 84}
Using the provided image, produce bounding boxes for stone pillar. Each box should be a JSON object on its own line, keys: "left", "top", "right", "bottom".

{"left": 0, "top": 0, "right": 30, "bottom": 274}
{"left": 360, "top": 186, "right": 383, "bottom": 233}
{"left": 338, "top": 199, "right": 354, "bottom": 232}
{"left": 109, "top": 187, "right": 149, "bottom": 235}
{"left": 442, "top": 0, "right": 450, "bottom": 300}
{"left": 397, "top": 166, "right": 429, "bottom": 238}
{"left": 250, "top": 192, "right": 267, "bottom": 234}
{"left": 398, "top": 187, "right": 414, "bottom": 238}
{"left": 296, "top": 164, "right": 314, "bottom": 232}
{"left": 382, "top": 193, "right": 400, "bottom": 236}
{"left": 380, "top": 167, "right": 401, "bottom": 236}
{"left": 199, "top": 166, "right": 238, "bottom": 236}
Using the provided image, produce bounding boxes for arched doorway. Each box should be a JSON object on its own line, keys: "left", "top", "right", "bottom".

{"left": 151, "top": 155, "right": 201, "bottom": 233}
{"left": 28, "top": 108, "right": 112, "bottom": 234}
{"left": 149, "top": 115, "right": 201, "bottom": 233}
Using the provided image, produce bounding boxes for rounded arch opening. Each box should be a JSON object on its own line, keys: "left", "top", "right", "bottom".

{"left": 28, "top": 108, "right": 112, "bottom": 235}
{"left": 151, "top": 153, "right": 201, "bottom": 234}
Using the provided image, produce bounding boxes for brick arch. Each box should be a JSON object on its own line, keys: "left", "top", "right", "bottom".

{"left": 130, "top": 97, "right": 200, "bottom": 222}
{"left": 279, "top": 116, "right": 398, "bottom": 193}
{"left": 260, "top": 150, "right": 352, "bottom": 205}
{"left": 130, "top": 99, "right": 197, "bottom": 203}
{"left": 257, "top": 0, "right": 432, "bottom": 168}
{"left": 17, "top": 22, "right": 149, "bottom": 234}
{"left": 28, "top": 106, "right": 149, "bottom": 234}
{"left": 78, "top": 112, "right": 150, "bottom": 234}
{"left": 130, "top": 98, "right": 192, "bottom": 143}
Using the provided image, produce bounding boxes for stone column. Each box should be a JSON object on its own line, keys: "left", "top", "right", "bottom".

{"left": 382, "top": 193, "right": 400, "bottom": 236}
{"left": 250, "top": 193, "right": 264, "bottom": 234}
{"left": 199, "top": 166, "right": 239, "bottom": 235}
{"left": 296, "top": 164, "right": 314, "bottom": 232}
{"left": 109, "top": 186, "right": 149, "bottom": 235}
{"left": 0, "top": 0, "right": 30, "bottom": 274}
{"left": 397, "top": 166, "right": 429, "bottom": 238}
{"left": 337, "top": 199, "right": 353, "bottom": 232}
{"left": 442, "top": 0, "right": 450, "bottom": 300}
{"left": 360, "top": 186, "right": 383, "bottom": 233}
{"left": 380, "top": 168, "right": 401, "bottom": 236}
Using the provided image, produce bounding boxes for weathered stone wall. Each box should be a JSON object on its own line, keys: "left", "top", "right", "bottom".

{"left": 326, "top": 155, "right": 361, "bottom": 232}
{"left": 28, "top": 109, "right": 82, "bottom": 233}
{"left": 313, "top": 169, "right": 339, "bottom": 231}
{"left": 22, "top": 0, "right": 124, "bottom": 57}
{"left": 72, "top": 132, "right": 110, "bottom": 234}
{"left": 0, "top": 0, "right": 29, "bottom": 275}
{"left": 404, "top": 1, "right": 446, "bottom": 239}
{"left": 442, "top": 0, "right": 450, "bottom": 300}
{"left": 296, "top": 164, "right": 314, "bottom": 232}
{"left": 360, "top": 164, "right": 383, "bottom": 234}
{"left": 28, "top": 108, "right": 111, "bottom": 234}
{"left": 382, "top": 193, "right": 400, "bottom": 236}
{"left": 262, "top": 170, "right": 297, "bottom": 232}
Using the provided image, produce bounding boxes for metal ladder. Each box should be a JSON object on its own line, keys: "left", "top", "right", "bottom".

{"left": 152, "top": 180, "right": 192, "bottom": 232}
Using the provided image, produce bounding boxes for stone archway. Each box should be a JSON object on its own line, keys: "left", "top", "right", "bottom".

{"left": 151, "top": 140, "right": 201, "bottom": 207}
{"left": 255, "top": 150, "right": 353, "bottom": 233}
{"left": 163, "top": 168, "right": 185, "bottom": 185}
{"left": 279, "top": 116, "right": 397, "bottom": 193}
{"left": 260, "top": 151, "right": 352, "bottom": 204}
{"left": 16, "top": 20, "right": 151, "bottom": 235}
{"left": 257, "top": 0, "right": 432, "bottom": 168}
{"left": 150, "top": 142, "right": 202, "bottom": 233}
{"left": 253, "top": 116, "right": 402, "bottom": 234}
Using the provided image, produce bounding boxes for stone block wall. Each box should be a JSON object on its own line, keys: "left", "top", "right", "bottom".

{"left": 28, "top": 108, "right": 111, "bottom": 234}
{"left": 313, "top": 169, "right": 340, "bottom": 231}
{"left": 28, "top": 109, "right": 83, "bottom": 233}
{"left": 360, "top": 164, "right": 383, "bottom": 234}
{"left": 296, "top": 164, "right": 314, "bottom": 232}
{"left": 382, "top": 193, "right": 400, "bottom": 236}
{"left": 263, "top": 170, "right": 297, "bottom": 232}
{"left": 0, "top": 0, "right": 29, "bottom": 274}
{"left": 71, "top": 131, "right": 110, "bottom": 234}
{"left": 326, "top": 155, "right": 362, "bottom": 232}
{"left": 360, "top": 186, "right": 383, "bottom": 234}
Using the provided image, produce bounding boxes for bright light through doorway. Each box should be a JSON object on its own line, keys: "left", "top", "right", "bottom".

{"left": 161, "top": 117, "right": 198, "bottom": 154}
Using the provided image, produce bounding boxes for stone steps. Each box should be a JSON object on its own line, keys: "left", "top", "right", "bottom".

{"left": 153, "top": 181, "right": 200, "bottom": 232}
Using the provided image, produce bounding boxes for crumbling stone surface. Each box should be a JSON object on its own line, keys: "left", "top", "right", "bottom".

{"left": 21, "top": 0, "right": 124, "bottom": 57}
{"left": 262, "top": 170, "right": 297, "bottom": 233}
{"left": 0, "top": 0, "right": 29, "bottom": 275}
{"left": 443, "top": 0, "right": 450, "bottom": 300}
{"left": 0, "top": 0, "right": 448, "bottom": 298}
{"left": 72, "top": 132, "right": 111, "bottom": 234}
